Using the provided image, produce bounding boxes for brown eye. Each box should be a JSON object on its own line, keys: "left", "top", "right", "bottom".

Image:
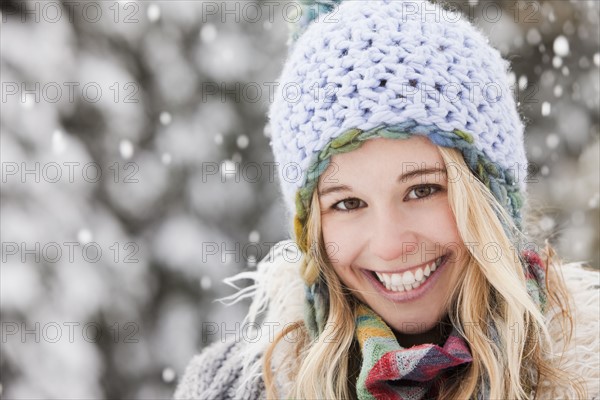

{"left": 407, "top": 185, "right": 441, "bottom": 201}
{"left": 414, "top": 187, "right": 433, "bottom": 198}
{"left": 334, "top": 198, "right": 364, "bottom": 212}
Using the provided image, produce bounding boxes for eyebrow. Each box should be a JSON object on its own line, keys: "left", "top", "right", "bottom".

{"left": 318, "top": 167, "right": 447, "bottom": 197}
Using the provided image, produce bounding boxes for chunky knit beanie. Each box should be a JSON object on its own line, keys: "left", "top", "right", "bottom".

{"left": 268, "top": 0, "right": 527, "bottom": 251}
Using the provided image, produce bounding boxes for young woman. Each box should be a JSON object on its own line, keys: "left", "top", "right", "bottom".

{"left": 175, "top": 1, "right": 599, "bottom": 398}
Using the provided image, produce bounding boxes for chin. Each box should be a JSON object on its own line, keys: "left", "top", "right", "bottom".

{"left": 388, "top": 319, "right": 439, "bottom": 335}
{"left": 381, "top": 304, "right": 447, "bottom": 335}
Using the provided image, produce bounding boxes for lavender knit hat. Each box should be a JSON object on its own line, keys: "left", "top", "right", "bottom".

{"left": 268, "top": 0, "right": 527, "bottom": 250}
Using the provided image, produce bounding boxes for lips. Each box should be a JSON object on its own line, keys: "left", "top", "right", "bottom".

{"left": 373, "top": 256, "right": 444, "bottom": 292}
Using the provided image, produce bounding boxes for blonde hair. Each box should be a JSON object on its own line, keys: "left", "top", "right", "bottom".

{"left": 263, "top": 145, "right": 586, "bottom": 399}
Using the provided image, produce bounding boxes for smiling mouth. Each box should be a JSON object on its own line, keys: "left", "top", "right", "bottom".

{"left": 369, "top": 255, "right": 446, "bottom": 293}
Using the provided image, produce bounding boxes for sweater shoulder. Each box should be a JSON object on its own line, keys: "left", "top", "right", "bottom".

{"left": 173, "top": 340, "right": 265, "bottom": 400}
{"left": 543, "top": 263, "right": 600, "bottom": 398}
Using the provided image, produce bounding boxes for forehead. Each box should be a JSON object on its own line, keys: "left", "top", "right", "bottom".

{"left": 321, "top": 136, "right": 444, "bottom": 179}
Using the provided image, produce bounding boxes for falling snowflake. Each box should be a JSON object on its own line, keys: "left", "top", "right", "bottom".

{"left": 200, "top": 24, "right": 217, "bottom": 44}
{"left": 541, "top": 102, "right": 552, "bottom": 116}
{"left": 200, "top": 276, "right": 212, "bottom": 290}
{"left": 518, "top": 75, "right": 528, "bottom": 90}
{"left": 553, "top": 35, "right": 570, "bottom": 57}
{"left": 159, "top": 112, "right": 172, "bottom": 125}
{"left": 162, "top": 367, "right": 175, "bottom": 383}
{"left": 220, "top": 160, "right": 237, "bottom": 181}
{"left": 236, "top": 135, "right": 249, "bottom": 149}
{"left": 248, "top": 230, "right": 260, "bottom": 243}
{"left": 552, "top": 56, "right": 563, "bottom": 69}
{"left": 546, "top": 133, "right": 560, "bottom": 149}
{"left": 539, "top": 216, "right": 555, "bottom": 231}
{"left": 119, "top": 139, "right": 134, "bottom": 159}
{"left": 553, "top": 85, "right": 563, "bottom": 97}
{"left": 52, "top": 129, "right": 66, "bottom": 154}
{"left": 147, "top": 4, "right": 161, "bottom": 22}
{"left": 22, "top": 96, "right": 34, "bottom": 109}
{"left": 77, "top": 229, "right": 93, "bottom": 244}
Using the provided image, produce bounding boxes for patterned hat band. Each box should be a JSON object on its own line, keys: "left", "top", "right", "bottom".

{"left": 292, "top": 121, "right": 524, "bottom": 254}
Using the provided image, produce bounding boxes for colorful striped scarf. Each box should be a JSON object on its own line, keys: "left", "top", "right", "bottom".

{"left": 355, "top": 304, "right": 472, "bottom": 399}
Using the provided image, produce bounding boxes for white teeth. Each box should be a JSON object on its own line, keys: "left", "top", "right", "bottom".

{"left": 374, "top": 256, "right": 444, "bottom": 292}
{"left": 378, "top": 272, "right": 391, "bottom": 287}
{"left": 424, "top": 265, "right": 431, "bottom": 277}
{"left": 402, "top": 271, "right": 415, "bottom": 285}
{"left": 415, "top": 268, "right": 423, "bottom": 282}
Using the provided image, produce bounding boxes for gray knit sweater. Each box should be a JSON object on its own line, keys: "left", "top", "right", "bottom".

{"left": 173, "top": 340, "right": 265, "bottom": 400}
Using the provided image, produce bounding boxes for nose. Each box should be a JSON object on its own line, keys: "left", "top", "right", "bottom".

{"left": 368, "top": 207, "right": 419, "bottom": 262}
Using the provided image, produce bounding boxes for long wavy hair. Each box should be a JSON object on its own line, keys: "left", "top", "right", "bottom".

{"left": 263, "top": 145, "right": 586, "bottom": 399}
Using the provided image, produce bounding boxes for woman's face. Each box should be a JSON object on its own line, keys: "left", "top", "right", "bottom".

{"left": 318, "top": 136, "right": 469, "bottom": 336}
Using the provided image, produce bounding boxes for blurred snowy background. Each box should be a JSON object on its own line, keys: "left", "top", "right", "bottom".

{"left": 0, "top": 0, "right": 598, "bottom": 398}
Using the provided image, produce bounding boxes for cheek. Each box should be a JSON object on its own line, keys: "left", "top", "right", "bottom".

{"left": 420, "top": 202, "right": 461, "bottom": 239}
{"left": 423, "top": 201, "right": 454, "bottom": 224}
{"left": 322, "top": 219, "right": 359, "bottom": 267}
